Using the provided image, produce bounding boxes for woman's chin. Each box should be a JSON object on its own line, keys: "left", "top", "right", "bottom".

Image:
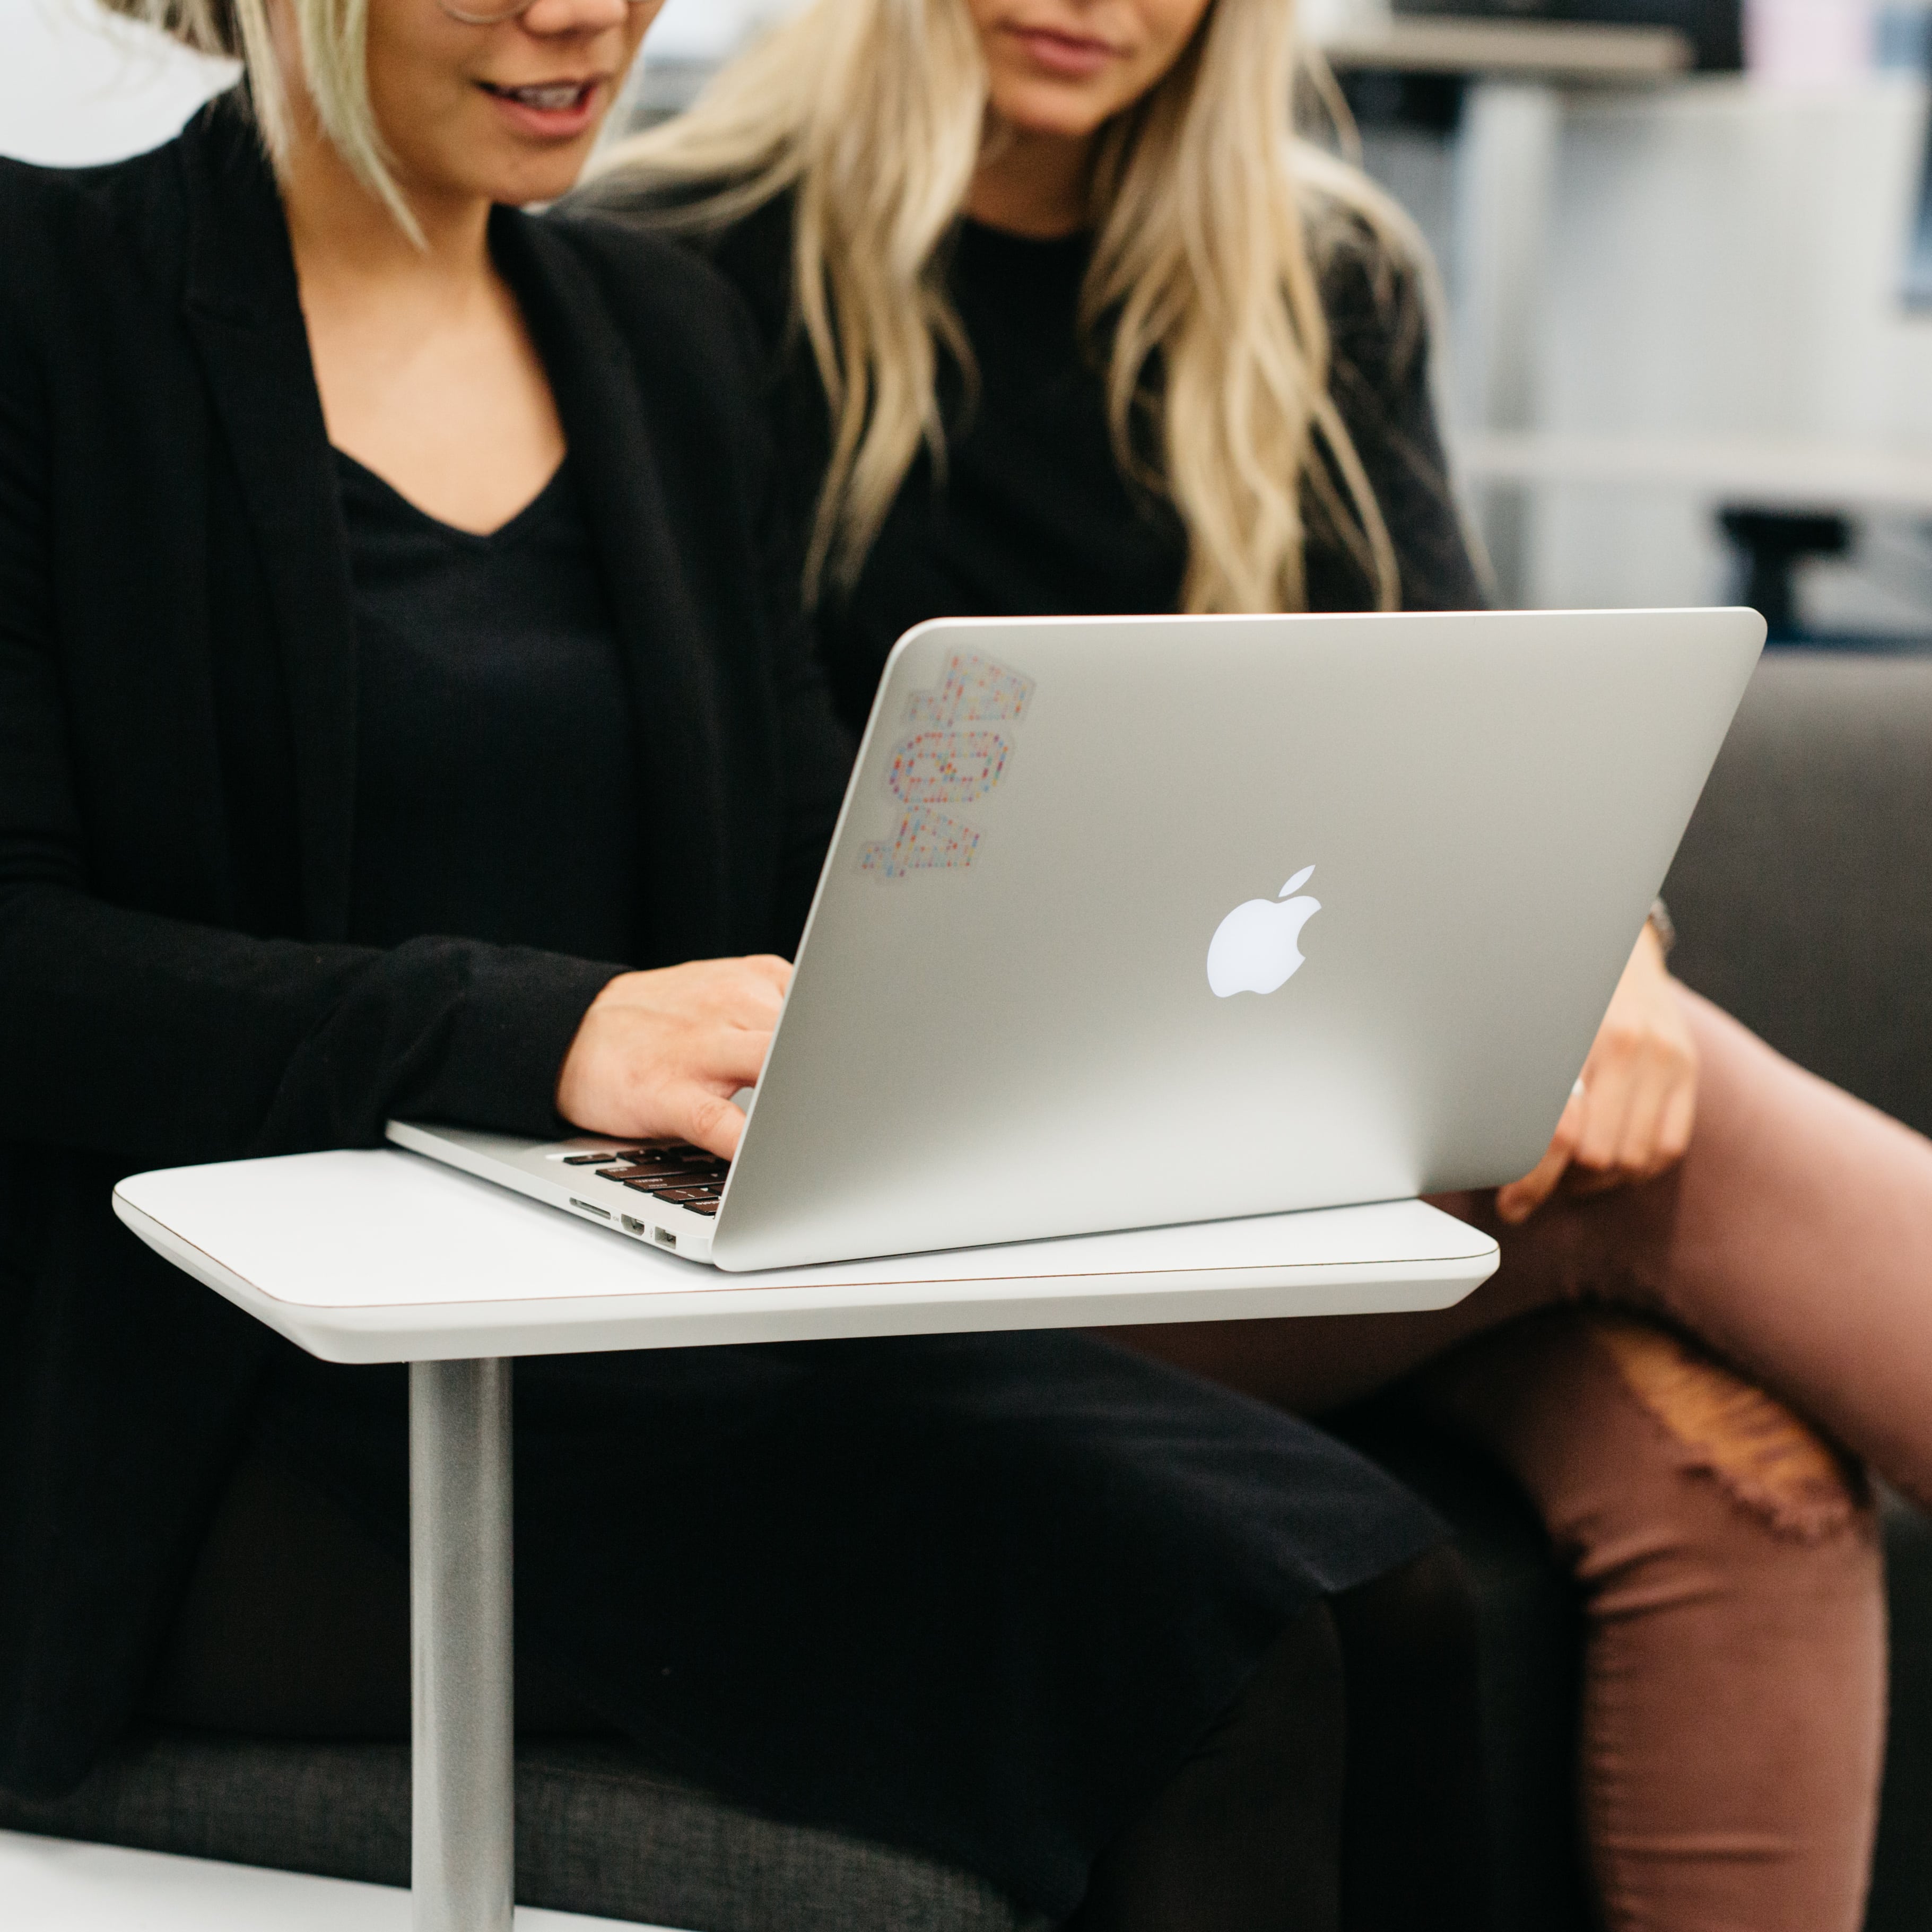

{"left": 986, "top": 85, "right": 1117, "bottom": 146}
{"left": 503, "top": 152, "right": 597, "bottom": 204}
{"left": 451, "top": 136, "right": 603, "bottom": 210}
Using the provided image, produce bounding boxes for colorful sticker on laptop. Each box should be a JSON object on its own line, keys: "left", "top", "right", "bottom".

{"left": 859, "top": 808, "right": 984, "bottom": 878}
{"left": 904, "top": 651, "right": 1035, "bottom": 727}
{"left": 865, "top": 650, "right": 1032, "bottom": 879}
{"left": 886, "top": 730, "right": 1014, "bottom": 805}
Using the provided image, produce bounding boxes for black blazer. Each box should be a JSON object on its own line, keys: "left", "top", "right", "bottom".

{"left": 0, "top": 94, "right": 849, "bottom": 1794}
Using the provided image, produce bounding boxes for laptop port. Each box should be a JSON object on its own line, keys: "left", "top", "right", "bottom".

{"left": 652, "top": 1228, "right": 678, "bottom": 1251}
{"left": 569, "top": 1198, "right": 612, "bottom": 1220}
{"left": 621, "top": 1215, "right": 648, "bottom": 1237}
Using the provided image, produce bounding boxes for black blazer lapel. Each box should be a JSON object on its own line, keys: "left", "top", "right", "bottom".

{"left": 176, "top": 101, "right": 360, "bottom": 943}
{"left": 492, "top": 211, "right": 730, "bottom": 961}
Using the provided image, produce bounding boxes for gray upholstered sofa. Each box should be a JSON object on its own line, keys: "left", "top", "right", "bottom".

{"left": 4, "top": 650, "right": 1929, "bottom": 1931}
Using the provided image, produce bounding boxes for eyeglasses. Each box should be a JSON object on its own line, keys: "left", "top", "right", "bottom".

{"left": 438, "top": 0, "right": 652, "bottom": 25}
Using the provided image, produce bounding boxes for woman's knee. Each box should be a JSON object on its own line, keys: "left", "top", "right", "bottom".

{"left": 1582, "top": 1309, "right": 1875, "bottom": 1544}
{"left": 1421, "top": 1308, "right": 1873, "bottom": 1541}
{"left": 1330, "top": 1545, "right": 1475, "bottom": 1670}
{"left": 1069, "top": 1603, "right": 1346, "bottom": 1932}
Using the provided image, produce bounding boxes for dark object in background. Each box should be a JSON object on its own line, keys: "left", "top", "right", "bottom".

{"left": 1393, "top": 0, "right": 1743, "bottom": 72}
{"left": 1719, "top": 507, "right": 1853, "bottom": 640}
{"left": 1903, "top": 23, "right": 1932, "bottom": 309}
{"left": 1907, "top": 145, "right": 1932, "bottom": 309}
{"left": 1337, "top": 68, "right": 1467, "bottom": 136}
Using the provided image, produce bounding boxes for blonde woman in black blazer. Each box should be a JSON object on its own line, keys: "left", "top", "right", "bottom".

{"left": 0, "top": 3, "right": 1481, "bottom": 1925}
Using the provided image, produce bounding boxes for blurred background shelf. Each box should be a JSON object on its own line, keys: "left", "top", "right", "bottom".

{"left": 1322, "top": 16, "right": 1693, "bottom": 79}
{"left": 1457, "top": 433, "right": 1932, "bottom": 512}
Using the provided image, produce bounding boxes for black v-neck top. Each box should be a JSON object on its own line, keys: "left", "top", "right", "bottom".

{"left": 334, "top": 449, "right": 642, "bottom": 964}
{"left": 572, "top": 182, "right": 1488, "bottom": 733}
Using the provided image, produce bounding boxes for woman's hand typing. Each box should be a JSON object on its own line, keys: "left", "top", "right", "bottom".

{"left": 555, "top": 955, "right": 792, "bottom": 1160}
{"left": 1495, "top": 921, "right": 1698, "bottom": 1224}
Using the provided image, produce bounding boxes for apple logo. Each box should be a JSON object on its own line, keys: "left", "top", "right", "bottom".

{"left": 1206, "top": 866, "right": 1321, "bottom": 997}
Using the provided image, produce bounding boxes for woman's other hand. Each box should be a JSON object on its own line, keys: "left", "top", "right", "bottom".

{"left": 1495, "top": 922, "right": 1698, "bottom": 1225}
{"left": 555, "top": 955, "right": 791, "bottom": 1159}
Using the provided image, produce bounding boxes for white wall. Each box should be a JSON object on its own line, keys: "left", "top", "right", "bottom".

{"left": 0, "top": 0, "right": 234, "bottom": 164}
{"left": 647, "top": 0, "right": 790, "bottom": 63}
{"left": 1502, "top": 77, "right": 1932, "bottom": 621}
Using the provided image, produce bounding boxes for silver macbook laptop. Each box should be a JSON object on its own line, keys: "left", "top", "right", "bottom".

{"left": 390, "top": 606, "right": 1764, "bottom": 1272}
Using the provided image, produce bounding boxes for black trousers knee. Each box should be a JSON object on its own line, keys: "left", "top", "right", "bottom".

{"left": 1073, "top": 1548, "right": 1487, "bottom": 1932}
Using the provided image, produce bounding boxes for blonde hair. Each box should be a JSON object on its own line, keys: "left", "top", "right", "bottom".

{"left": 97, "top": 0, "right": 419, "bottom": 237}
{"left": 595, "top": 0, "right": 1422, "bottom": 613}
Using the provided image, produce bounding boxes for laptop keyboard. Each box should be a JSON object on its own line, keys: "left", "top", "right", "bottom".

{"left": 560, "top": 1145, "right": 727, "bottom": 1216}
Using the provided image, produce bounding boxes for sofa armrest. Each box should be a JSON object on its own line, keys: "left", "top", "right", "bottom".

{"left": 1664, "top": 651, "right": 1932, "bottom": 1137}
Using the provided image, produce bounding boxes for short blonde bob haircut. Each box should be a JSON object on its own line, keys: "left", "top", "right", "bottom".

{"left": 100, "top": 0, "right": 419, "bottom": 235}
{"left": 596, "top": 0, "right": 1424, "bottom": 614}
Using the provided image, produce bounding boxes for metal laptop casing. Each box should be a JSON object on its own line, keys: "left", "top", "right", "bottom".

{"left": 703, "top": 607, "right": 1762, "bottom": 1271}
{"left": 385, "top": 1120, "right": 721, "bottom": 1260}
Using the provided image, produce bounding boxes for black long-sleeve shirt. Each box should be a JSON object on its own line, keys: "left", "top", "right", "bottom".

{"left": 335, "top": 449, "right": 645, "bottom": 964}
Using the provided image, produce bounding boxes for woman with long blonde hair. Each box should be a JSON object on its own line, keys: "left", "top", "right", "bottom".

{"left": 582, "top": 4, "right": 1932, "bottom": 1926}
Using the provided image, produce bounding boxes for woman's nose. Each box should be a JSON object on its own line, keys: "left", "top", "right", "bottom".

{"left": 516, "top": 0, "right": 632, "bottom": 36}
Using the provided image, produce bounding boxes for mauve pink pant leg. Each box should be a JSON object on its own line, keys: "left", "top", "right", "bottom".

{"left": 1419, "top": 1310, "right": 1885, "bottom": 1932}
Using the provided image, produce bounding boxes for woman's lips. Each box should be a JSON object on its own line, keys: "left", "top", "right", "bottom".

{"left": 1006, "top": 24, "right": 1120, "bottom": 77}
{"left": 478, "top": 77, "right": 605, "bottom": 140}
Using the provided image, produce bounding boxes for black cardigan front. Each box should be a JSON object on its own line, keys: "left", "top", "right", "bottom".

{"left": 0, "top": 95, "right": 849, "bottom": 1795}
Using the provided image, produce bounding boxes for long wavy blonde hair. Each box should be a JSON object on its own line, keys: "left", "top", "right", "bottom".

{"left": 595, "top": 0, "right": 1422, "bottom": 613}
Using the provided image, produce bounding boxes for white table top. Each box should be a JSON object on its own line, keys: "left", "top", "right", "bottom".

{"left": 114, "top": 1150, "right": 1498, "bottom": 1364}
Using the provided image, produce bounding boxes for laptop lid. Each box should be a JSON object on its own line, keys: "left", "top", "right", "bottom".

{"left": 704, "top": 606, "right": 1762, "bottom": 1272}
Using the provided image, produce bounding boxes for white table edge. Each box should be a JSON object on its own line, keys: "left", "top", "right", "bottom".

{"left": 112, "top": 1181, "right": 1498, "bottom": 1365}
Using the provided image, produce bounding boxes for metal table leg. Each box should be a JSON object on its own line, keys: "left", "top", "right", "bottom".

{"left": 410, "top": 1359, "right": 515, "bottom": 1932}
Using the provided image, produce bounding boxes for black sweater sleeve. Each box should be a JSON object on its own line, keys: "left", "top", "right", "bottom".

{"left": 0, "top": 174, "right": 620, "bottom": 1168}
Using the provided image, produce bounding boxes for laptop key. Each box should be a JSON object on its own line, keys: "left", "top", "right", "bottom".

{"left": 657, "top": 1188, "right": 709, "bottom": 1204}
{"left": 685, "top": 1200, "right": 720, "bottom": 1216}
{"left": 562, "top": 1153, "right": 619, "bottom": 1165}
